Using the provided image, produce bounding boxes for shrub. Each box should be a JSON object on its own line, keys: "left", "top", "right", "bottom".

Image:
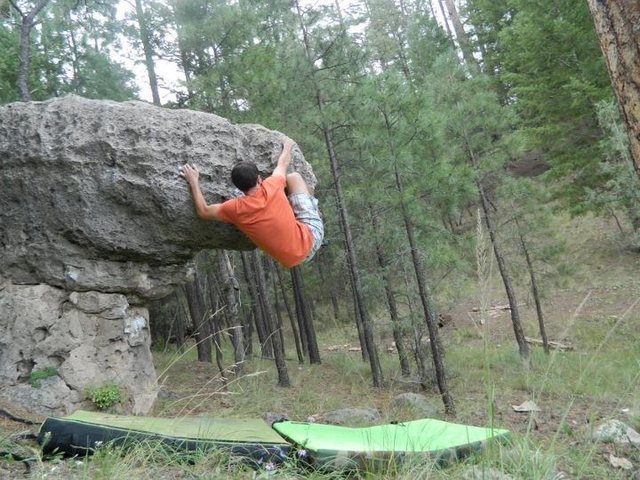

{"left": 86, "top": 384, "right": 122, "bottom": 410}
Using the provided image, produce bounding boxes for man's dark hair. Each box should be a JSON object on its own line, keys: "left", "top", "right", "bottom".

{"left": 231, "top": 162, "right": 259, "bottom": 193}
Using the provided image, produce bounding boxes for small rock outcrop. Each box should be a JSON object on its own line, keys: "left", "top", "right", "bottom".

{"left": 0, "top": 96, "right": 316, "bottom": 415}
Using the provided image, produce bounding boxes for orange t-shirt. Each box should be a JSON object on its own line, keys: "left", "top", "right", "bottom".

{"left": 217, "top": 175, "right": 313, "bottom": 268}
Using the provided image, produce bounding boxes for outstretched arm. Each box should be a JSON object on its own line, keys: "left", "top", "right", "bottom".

{"left": 272, "top": 137, "right": 295, "bottom": 178}
{"left": 181, "top": 164, "right": 221, "bottom": 221}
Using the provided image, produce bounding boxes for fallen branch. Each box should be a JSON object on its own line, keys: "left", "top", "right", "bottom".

{"left": 525, "top": 337, "right": 573, "bottom": 351}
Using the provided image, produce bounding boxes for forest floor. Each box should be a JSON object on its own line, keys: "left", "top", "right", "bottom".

{"left": 1, "top": 214, "right": 639, "bottom": 479}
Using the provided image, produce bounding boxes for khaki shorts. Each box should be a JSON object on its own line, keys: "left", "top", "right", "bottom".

{"left": 289, "top": 192, "right": 324, "bottom": 262}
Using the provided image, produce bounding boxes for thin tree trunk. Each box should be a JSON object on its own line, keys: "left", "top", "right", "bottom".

{"left": 252, "top": 252, "right": 290, "bottom": 387}
{"left": 517, "top": 223, "right": 549, "bottom": 354}
{"left": 477, "top": 182, "right": 530, "bottom": 359}
{"left": 134, "top": 0, "right": 161, "bottom": 105}
{"left": 218, "top": 251, "right": 245, "bottom": 375}
{"left": 290, "top": 266, "right": 321, "bottom": 364}
{"left": 172, "top": 292, "right": 186, "bottom": 351}
{"left": 442, "top": 0, "right": 476, "bottom": 66}
{"left": 392, "top": 162, "right": 455, "bottom": 414}
{"left": 587, "top": 0, "right": 640, "bottom": 174}
{"left": 13, "top": 0, "right": 50, "bottom": 101}
{"left": 294, "top": 0, "right": 383, "bottom": 386}
{"left": 369, "top": 204, "right": 411, "bottom": 377}
{"left": 183, "top": 277, "right": 212, "bottom": 362}
{"left": 435, "top": 0, "right": 453, "bottom": 38}
{"left": 274, "top": 262, "right": 304, "bottom": 364}
{"left": 205, "top": 271, "right": 228, "bottom": 387}
{"left": 316, "top": 258, "right": 340, "bottom": 323}
{"left": 241, "top": 252, "right": 272, "bottom": 358}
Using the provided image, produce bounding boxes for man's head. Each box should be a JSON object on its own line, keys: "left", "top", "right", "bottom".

{"left": 231, "top": 162, "right": 260, "bottom": 193}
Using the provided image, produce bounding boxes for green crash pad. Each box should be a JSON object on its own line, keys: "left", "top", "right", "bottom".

{"left": 38, "top": 410, "right": 290, "bottom": 465}
{"left": 272, "top": 418, "right": 509, "bottom": 469}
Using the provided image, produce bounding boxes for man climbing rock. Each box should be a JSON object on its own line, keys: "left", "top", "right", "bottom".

{"left": 181, "top": 137, "right": 324, "bottom": 268}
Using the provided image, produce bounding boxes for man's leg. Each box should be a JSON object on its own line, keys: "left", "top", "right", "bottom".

{"left": 286, "top": 173, "right": 323, "bottom": 262}
{"left": 286, "top": 172, "right": 312, "bottom": 196}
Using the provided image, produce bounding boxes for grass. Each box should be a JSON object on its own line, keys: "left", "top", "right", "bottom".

{"left": 5, "top": 215, "right": 640, "bottom": 478}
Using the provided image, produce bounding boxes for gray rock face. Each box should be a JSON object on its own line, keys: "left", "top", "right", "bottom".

{"left": 0, "top": 281, "right": 156, "bottom": 416}
{"left": 0, "top": 96, "right": 316, "bottom": 415}
{"left": 0, "top": 95, "right": 315, "bottom": 298}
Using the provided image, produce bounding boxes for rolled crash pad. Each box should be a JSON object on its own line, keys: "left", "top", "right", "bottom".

{"left": 38, "top": 410, "right": 290, "bottom": 465}
{"left": 272, "top": 418, "right": 509, "bottom": 470}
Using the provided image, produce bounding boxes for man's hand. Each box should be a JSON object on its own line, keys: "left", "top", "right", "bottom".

{"left": 181, "top": 164, "right": 200, "bottom": 184}
{"left": 274, "top": 137, "right": 296, "bottom": 178}
{"left": 180, "top": 163, "right": 221, "bottom": 221}
{"left": 283, "top": 137, "right": 295, "bottom": 153}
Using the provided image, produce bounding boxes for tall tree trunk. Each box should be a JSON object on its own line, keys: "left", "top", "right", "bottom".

{"left": 442, "top": 0, "right": 476, "bottom": 67}
{"left": 587, "top": 0, "right": 640, "bottom": 174}
{"left": 134, "top": 0, "right": 161, "bottom": 105}
{"left": 273, "top": 264, "right": 304, "bottom": 364}
{"left": 517, "top": 222, "right": 549, "bottom": 354}
{"left": 172, "top": 292, "right": 186, "bottom": 352}
{"left": 240, "top": 252, "right": 272, "bottom": 358}
{"left": 369, "top": 204, "right": 411, "bottom": 377}
{"left": 392, "top": 162, "right": 455, "bottom": 414}
{"left": 435, "top": 0, "right": 453, "bottom": 38}
{"left": 183, "top": 276, "right": 212, "bottom": 362}
{"left": 477, "top": 182, "right": 529, "bottom": 359}
{"left": 290, "top": 266, "right": 321, "bottom": 364}
{"left": 205, "top": 271, "right": 228, "bottom": 387}
{"left": 218, "top": 251, "right": 245, "bottom": 375}
{"left": 294, "top": 0, "right": 383, "bottom": 386}
{"left": 316, "top": 257, "right": 340, "bottom": 323}
{"left": 252, "top": 252, "right": 290, "bottom": 387}
{"left": 273, "top": 262, "right": 304, "bottom": 363}
{"left": 168, "top": 0, "right": 194, "bottom": 102}
{"left": 13, "top": 0, "right": 50, "bottom": 101}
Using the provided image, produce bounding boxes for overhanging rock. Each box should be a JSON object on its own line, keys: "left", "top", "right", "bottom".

{"left": 0, "top": 96, "right": 316, "bottom": 415}
{"left": 0, "top": 95, "right": 315, "bottom": 299}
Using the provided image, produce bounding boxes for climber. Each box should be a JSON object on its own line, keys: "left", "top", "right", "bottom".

{"left": 181, "top": 137, "right": 324, "bottom": 269}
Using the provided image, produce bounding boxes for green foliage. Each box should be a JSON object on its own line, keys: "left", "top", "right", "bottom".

{"left": 466, "top": 0, "right": 614, "bottom": 213}
{"left": 86, "top": 384, "right": 122, "bottom": 410}
{"left": 0, "top": 24, "right": 19, "bottom": 104}
{"left": 28, "top": 366, "right": 59, "bottom": 388}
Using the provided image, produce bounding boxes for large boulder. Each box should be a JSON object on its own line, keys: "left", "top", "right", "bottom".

{"left": 0, "top": 95, "right": 315, "bottom": 298}
{"left": 0, "top": 96, "right": 316, "bottom": 415}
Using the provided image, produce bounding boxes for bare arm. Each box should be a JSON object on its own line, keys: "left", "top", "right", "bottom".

{"left": 181, "top": 164, "right": 221, "bottom": 221}
{"left": 272, "top": 137, "right": 295, "bottom": 178}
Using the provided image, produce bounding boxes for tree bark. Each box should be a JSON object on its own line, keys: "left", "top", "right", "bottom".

{"left": 12, "top": 0, "right": 51, "bottom": 101}
{"left": 183, "top": 276, "right": 212, "bottom": 362}
{"left": 369, "top": 204, "right": 411, "bottom": 377}
{"left": 205, "top": 270, "right": 228, "bottom": 387}
{"left": 587, "top": 0, "right": 640, "bottom": 174}
{"left": 218, "top": 251, "right": 245, "bottom": 375}
{"left": 477, "top": 182, "right": 530, "bottom": 359}
{"left": 290, "top": 266, "right": 321, "bottom": 364}
{"left": 134, "top": 0, "right": 162, "bottom": 106}
{"left": 517, "top": 223, "right": 549, "bottom": 354}
{"left": 273, "top": 263, "right": 304, "bottom": 364}
{"left": 316, "top": 257, "right": 340, "bottom": 323}
{"left": 442, "top": 0, "right": 476, "bottom": 67}
{"left": 252, "top": 252, "right": 290, "bottom": 387}
{"left": 393, "top": 163, "right": 455, "bottom": 414}
{"left": 240, "top": 252, "right": 272, "bottom": 358}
